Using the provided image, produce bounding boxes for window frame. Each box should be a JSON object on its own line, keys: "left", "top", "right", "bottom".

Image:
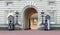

{"left": 48, "top": 1, "right": 56, "bottom": 6}
{"left": 47, "top": 10, "right": 56, "bottom": 24}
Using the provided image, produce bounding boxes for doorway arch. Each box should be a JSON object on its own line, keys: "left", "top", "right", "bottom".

{"left": 24, "top": 8, "right": 38, "bottom": 30}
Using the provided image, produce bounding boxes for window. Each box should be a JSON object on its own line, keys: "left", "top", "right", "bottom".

{"left": 50, "top": 11, "right": 54, "bottom": 22}
{"left": 6, "top": 2, "right": 13, "bottom": 6}
{"left": 47, "top": 10, "right": 55, "bottom": 22}
{"left": 48, "top": 1, "right": 56, "bottom": 6}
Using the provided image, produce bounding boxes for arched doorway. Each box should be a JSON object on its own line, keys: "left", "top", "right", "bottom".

{"left": 24, "top": 8, "right": 38, "bottom": 30}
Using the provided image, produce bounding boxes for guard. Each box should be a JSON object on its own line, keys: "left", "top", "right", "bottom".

{"left": 8, "top": 21, "right": 14, "bottom": 30}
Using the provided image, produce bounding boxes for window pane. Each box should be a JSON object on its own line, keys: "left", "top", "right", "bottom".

{"left": 50, "top": 11, "right": 54, "bottom": 22}
{"left": 48, "top": 1, "right": 55, "bottom": 6}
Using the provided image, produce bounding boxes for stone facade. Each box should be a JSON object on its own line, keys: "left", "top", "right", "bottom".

{"left": 0, "top": 0, "right": 60, "bottom": 30}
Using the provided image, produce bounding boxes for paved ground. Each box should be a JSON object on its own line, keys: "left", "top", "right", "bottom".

{"left": 0, "top": 30, "right": 60, "bottom": 35}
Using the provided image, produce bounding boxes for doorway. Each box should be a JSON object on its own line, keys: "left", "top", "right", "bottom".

{"left": 24, "top": 8, "right": 38, "bottom": 30}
